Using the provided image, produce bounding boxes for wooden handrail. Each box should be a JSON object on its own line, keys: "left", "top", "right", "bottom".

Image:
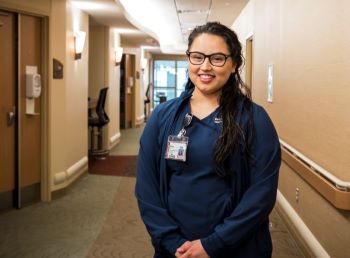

{"left": 280, "top": 140, "right": 350, "bottom": 210}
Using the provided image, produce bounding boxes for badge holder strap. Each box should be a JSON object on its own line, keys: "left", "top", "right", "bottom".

{"left": 177, "top": 113, "right": 193, "bottom": 137}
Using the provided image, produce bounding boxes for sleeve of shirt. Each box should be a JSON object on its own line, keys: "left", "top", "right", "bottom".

{"left": 201, "top": 105, "right": 281, "bottom": 257}
{"left": 135, "top": 106, "right": 187, "bottom": 255}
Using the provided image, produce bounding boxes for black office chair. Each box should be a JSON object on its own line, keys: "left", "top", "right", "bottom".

{"left": 88, "top": 87, "right": 109, "bottom": 157}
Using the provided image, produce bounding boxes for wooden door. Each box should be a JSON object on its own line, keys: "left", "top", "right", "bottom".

{"left": 0, "top": 12, "right": 43, "bottom": 209}
{"left": 120, "top": 54, "right": 135, "bottom": 129}
{"left": 124, "top": 54, "right": 135, "bottom": 128}
{"left": 0, "top": 11, "right": 16, "bottom": 209}
{"left": 120, "top": 55, "right": 126, "bottom": 129}
{"left": 19, "top": 14, "right": 42, "bottom": 204}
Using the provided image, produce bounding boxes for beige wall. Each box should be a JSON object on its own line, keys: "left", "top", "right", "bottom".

{"left": 233, "top": 0, "right": 350, "bottom": 257}
{"left": 142, "top": 50, "right": 152, "bottom": 115}
{"left": 89, "top": 25, "right": 106, "bottom": 99}
{"left": 253, "top": 0, "right": 350, "bottom": 180}
{"left": 89, "top": 26, "right": 121, "bottom": 149}
{"left": 106, "top": 29, "right": 121, "bottom": 149}
{"left": 50, "top": 1, "right": 89, "bottom": 191}
{"left": 64, "top": 1, "right": 89, "bottom": 171}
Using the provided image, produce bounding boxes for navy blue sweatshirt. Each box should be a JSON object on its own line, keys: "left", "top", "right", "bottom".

{"left": 135, "top": 86, "right": 281, "bottom": 258}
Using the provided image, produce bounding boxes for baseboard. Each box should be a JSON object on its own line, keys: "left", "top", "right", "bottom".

{"left": 0, "top": 183, "right": 41, "bottom": 210}
{"left": 276, "top": 190, "right": 330, "bottom": 257}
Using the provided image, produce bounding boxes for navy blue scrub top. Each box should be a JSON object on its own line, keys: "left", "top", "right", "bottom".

{"left": 166, "top": 104, "right": 233, "bottom": 240}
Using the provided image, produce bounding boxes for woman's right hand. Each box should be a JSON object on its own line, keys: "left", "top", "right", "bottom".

{"left": 175, "top": 241, "right": 192, "bottom": 257}
{"left": 175, "top": 240, "right": 210, "bottom": 258}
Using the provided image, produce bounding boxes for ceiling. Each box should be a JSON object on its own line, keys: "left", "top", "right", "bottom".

{"left": 71, "top": 0, "right": 249, "bottom": 54}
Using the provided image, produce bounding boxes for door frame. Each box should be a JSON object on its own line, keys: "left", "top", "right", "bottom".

{"left": 245, "top": 33, "right": 254, "bottom": 96}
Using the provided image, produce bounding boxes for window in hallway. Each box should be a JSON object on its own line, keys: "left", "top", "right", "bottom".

{"left": 153, "top": 60, "right": 188, "bottom": 107}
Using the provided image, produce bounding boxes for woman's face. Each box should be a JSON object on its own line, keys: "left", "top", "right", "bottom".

{"left": 188, "top": 33, "right": 236, "bottom": 97}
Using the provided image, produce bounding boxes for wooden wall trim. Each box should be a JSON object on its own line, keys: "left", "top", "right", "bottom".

{"left": 280, "top": 140, "right": 350, "bottom": 210}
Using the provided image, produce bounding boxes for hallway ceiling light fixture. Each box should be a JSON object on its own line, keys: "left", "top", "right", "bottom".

{"left": 119, "top": 0, "right": 187, "bottom": 54}
{"left": 74, "top": 30, "right": 86, "bottom": 60}
{"left": 115, "top": 47, "right": 124, "bottom": 66}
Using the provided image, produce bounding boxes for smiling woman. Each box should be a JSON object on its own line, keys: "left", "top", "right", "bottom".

{"left": 136, "top": 22, "right": 281, "bottom": 258}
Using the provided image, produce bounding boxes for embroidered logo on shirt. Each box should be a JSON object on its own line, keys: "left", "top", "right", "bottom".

{"left": 214, "top": 117, "right": 222, "bottom": 124}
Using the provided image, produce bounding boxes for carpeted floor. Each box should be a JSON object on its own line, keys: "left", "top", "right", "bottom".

{"left": 86, "top": 177, "right": 153, "bottom": 258}
{"left": 89, "top": 155, "right": 138, "bottom": 177}
{"left": 0, "top": 175, "right": 122, "bottom": 258}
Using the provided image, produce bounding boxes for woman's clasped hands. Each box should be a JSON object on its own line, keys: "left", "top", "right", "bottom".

{"left": 175, "top": 240, "right": 210, "bottom": 258}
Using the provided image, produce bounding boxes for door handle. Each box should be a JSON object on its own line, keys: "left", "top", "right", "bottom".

{"left": 7, "top": 107, "right": 16, "bottom": 126}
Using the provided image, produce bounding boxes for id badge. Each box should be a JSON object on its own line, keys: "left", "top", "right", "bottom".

{"left": 165, "top": 135, "right": 189, "bottom": 162}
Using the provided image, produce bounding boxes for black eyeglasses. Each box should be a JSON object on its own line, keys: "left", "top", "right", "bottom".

{"left": 186, "top": 51, "right": 232, "bottom": 67}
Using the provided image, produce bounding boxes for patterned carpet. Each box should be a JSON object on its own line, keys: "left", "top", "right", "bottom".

{"left": 0, "top": 175, "right": 122, "bottom": 258}
{"left": 86, "top": 177, "right": 153, "bottom": 258}
{"left": 89, "top": 155, "right": 138, "bottom": 177}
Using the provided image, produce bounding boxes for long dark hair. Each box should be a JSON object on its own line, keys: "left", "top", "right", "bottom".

{"left": 187, "top": 22, "right": 253, "bottom": 177}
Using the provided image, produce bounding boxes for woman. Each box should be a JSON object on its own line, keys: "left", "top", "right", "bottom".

{"left": 136, "top": 22, "right": 281, "bottom": 258}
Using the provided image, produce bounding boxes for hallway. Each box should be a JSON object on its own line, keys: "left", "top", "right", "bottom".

{"left": 1, "top": 1, "right": 349, "bottom": 256}
{"left": 0, "top": 126, "right": 303, "bottom": 258}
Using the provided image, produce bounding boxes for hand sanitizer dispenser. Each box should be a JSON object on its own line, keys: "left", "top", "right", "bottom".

{"left": 25, "top": 65, "right": 41, "bottom": 115}
{"left": 26, "top": 73, "right": 41, "bottom": 98}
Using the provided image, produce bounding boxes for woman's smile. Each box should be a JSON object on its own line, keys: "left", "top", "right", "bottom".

{"left": 199, "top": 74, "right": 215, "bottom": 83}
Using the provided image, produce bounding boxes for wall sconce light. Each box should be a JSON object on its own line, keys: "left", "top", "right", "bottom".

{"left": 115, "top": 47, "right": 123, "bottom": 66}
{"left": 74, "top": 30, "right": 86, "bottom": 60}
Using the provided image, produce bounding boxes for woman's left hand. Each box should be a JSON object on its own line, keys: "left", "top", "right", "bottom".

{"left": 175, "top": 240, "right": 210, "bottom": 258}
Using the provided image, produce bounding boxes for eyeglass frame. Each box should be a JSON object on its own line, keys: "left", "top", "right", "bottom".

{"left": 186, "top": 50, "right": 232, "bottom": 67}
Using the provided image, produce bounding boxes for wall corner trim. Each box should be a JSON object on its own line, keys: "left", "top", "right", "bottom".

{"left": 52, "top": 156, "right": 88, "bottom": 191}
{"left": 136, "top": 114, "right": 145, "bottom": 126}
{"left": 110, "top": 132, "right": 121, "bottom": 145}
{"left": 66, "top": 156, "right": 88, "bottom": 178}
{"left": 53, "top": 171, "right": 67, "bottom": 185}
{"left": 276, "top": 190, "right": 330, "bottom": 258}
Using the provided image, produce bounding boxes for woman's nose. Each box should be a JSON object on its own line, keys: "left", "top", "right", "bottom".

{"left": 200, "top": 57, "right": 212, "bottom": 70}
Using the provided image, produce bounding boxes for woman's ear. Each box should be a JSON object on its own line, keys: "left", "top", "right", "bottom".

{"left": 231, "top": 65, "right": 236, "bottom": 74}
